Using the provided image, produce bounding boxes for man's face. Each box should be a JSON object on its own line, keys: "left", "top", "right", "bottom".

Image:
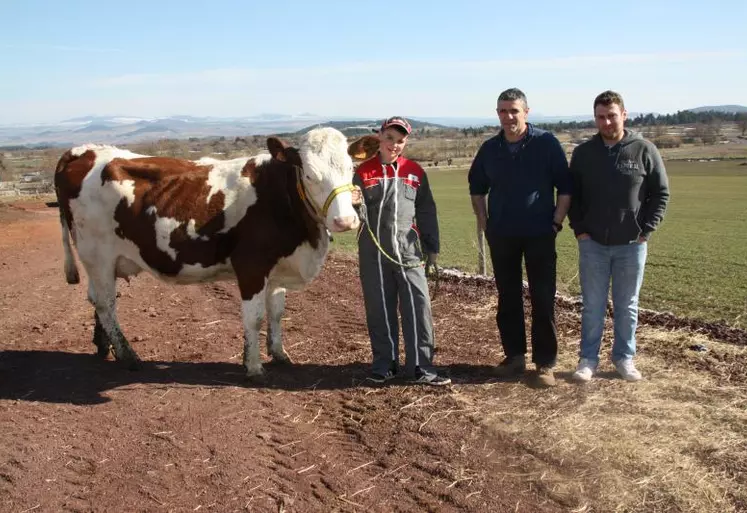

{"left": 379, "top": 127, "right": 408, "bottom": 163}
{"left": 595, "top": 102, "right": 627, "bottom": 142}
{"left": 497, "top": 99, "right": 529, "bottom": 138}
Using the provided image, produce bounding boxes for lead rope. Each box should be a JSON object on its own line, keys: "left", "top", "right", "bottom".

{"left": 356, "top": 201, "right": 440, "bottom": 299}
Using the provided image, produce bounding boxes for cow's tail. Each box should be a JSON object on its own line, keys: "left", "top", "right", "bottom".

{"left": 55, "top": 150, "right": 81, "bottom": 285}
{"left": 60, "top": 210, "right": 80, "bottom": 284}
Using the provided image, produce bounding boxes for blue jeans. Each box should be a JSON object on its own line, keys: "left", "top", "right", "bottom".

{"left": 578, "top": 238, "right": 647, "bottom": 364}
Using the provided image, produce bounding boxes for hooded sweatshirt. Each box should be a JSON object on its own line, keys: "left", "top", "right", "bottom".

{"left": 568, "top": 130, "right": 669, "bottom": 245}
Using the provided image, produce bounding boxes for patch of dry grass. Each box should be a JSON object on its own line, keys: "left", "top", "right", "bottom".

{"left": 449, "top": 300, "right": 747, "bottom": 512}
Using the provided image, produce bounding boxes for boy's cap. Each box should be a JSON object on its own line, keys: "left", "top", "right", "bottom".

{"left": 380, "top": 116, "right": 412, "bottom": 135}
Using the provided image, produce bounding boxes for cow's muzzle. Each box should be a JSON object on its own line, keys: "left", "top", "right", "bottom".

{"left": 332, "top": 215, "right": 360, "bottom": 232}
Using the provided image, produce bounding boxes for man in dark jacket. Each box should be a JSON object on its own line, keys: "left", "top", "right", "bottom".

{"left": 568, "top": 90, "right": 670, "bottom": 382}
{"left": 468, "top": 88, "right": 572, "bottom": 387}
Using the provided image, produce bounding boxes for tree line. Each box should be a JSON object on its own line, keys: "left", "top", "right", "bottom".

{"left": 535, "top": 110, "right": 747, "bottom": 134}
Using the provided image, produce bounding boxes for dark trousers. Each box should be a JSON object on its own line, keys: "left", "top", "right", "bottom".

{"left": 487, "top": 233, "right": 558, "bottom": 367}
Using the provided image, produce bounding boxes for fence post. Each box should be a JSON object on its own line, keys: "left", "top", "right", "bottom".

{"left": 477, "top": 223, "right": 486, "bottom": 275}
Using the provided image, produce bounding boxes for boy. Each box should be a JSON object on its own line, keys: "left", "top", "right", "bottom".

{"left": 354, "top": 116, "right": 450, "bottom": 386}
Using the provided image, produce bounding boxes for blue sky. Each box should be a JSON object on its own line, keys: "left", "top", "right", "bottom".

{"left": 0, "top": 0, "right": 745, "bottom": 124}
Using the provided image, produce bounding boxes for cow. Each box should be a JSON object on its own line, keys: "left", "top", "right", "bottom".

{"left": 55, "top": 127, "right": 375, "bottom": 381}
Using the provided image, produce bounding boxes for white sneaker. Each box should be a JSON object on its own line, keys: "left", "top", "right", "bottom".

{"left": 614, "top": 359, "right": 642, "bottom": 381}
{"left": 572, "top": 358, "right": 597, "bottom": 383}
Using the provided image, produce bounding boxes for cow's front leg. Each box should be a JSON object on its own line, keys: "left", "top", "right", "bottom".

{"left": 265, "top": 287, "right": 291, "bottom": 364}
{"left": 241, "top": 290, "right": 266, "bottom": 381}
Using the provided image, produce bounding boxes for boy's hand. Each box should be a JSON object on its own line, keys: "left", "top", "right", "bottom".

{"left": 351, "top": 186, "right": 362, "bottom": 206}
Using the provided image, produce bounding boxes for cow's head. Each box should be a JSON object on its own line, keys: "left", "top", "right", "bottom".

{"left": 268, "top": 127, "right": 360, "bottom": 233}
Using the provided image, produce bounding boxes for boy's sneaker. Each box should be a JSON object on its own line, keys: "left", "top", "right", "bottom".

{"left": 536, "top": 366, "right": 556, "bottom": 387}
{"left": 410, "top": 369, "right": 452, "bottom": 387}
{"left": 614, "top": 359, "right": 642, "bottom": 381}
{"left": 494, "top": 355, "right": 526, "bottom": 378}
{"left": 572, "top": 358, "right": 597, "bottom": 383}
{"left": 366, "top": 369, "right": 397, "bottom": 385}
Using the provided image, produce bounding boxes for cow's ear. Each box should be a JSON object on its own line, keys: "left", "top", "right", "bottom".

{"left": 348, "top": 135, "right": 379, "bottom": 161}
{"left": 267, "top": 137, "right": 288, "bottom": 161}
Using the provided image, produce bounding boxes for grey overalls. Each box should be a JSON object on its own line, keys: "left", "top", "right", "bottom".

{"left": 353, "top": 155, "right": 440, "bottom": 377}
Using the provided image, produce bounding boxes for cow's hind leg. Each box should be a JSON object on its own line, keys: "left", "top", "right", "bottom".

{"left": 265, "top": 287, "right": 291, "bottom": 365}
{"left": 87, "top": 282, "right": 112, "bottom": 358}
{"left": 93, "top": 312, "right": 112, "bottom": 358}
{"left": 87, "top": 264, "right": 141, "bottom": 369}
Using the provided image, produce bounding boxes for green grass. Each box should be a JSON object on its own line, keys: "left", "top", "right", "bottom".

{"left": 332, "top": 161, "right": 747, "bottom": 326}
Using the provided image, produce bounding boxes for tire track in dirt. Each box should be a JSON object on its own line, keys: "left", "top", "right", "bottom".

{"left": 271, "top": 264, "right": 495, "bottom": 512}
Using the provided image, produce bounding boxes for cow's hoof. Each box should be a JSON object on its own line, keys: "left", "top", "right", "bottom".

{"left": 94, "top": 345, "right": 111, "bottom": 359}
{"left": 245, "top": 373, "right": 267, "bottom": 385}
{"left": 245, "top": 367, "right": 266, "bottom": 384}
{"left": 269, "top": 352, "right": 292, "bottom": 366}
{"left": 118, "top": 354, "right": 142, "bottom": 371}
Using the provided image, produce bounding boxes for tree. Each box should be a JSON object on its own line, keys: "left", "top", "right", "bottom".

{"left": 693, "top": 122, "right": 721, "bottom": 145}
{"left": 652, "top": 124, "right": 667, "bottom": 139}
{"left": 737, "top": 114, "right": 747, "bottom": 137}
{"left": 652, "top": 135, "right": 682, "bottom": 148}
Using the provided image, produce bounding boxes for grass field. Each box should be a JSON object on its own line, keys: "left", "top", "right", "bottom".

{"left": 332, "top": 160, "right": 747, "bottom": 327}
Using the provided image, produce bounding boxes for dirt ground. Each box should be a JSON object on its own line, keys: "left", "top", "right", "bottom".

{"left": 1, "top": 201, "right": 745, "bottom": 513}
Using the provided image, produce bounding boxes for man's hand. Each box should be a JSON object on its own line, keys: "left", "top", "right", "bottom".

{"left": 351, "top": 185, "right": 362, "bottom": 206}
{"left": 471, "top": 195, "right": 488, "bottom": 234}
{"left": 637, "top": 236, "right": 648, "bottom": 243}
{"left": 426, "top": 253, "right": 438, "bottom": 267}
{"left": 576, "top": 233, "right": 591, "bottom": 241}
{"left": 476, "top": 215, "right": 487, "bottom": 234}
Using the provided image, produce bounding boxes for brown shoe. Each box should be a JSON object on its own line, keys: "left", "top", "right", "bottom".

{"left": 536, "top": 366, "right": 556, "bottom": 387}
{"left": 494, "top": 355, "right": 526, "bottom": 378}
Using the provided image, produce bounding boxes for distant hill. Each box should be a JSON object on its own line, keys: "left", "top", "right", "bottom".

{"left": 687, "top": 105, "right": 747, "bottom": 113}
{"left": 0, "top": 115, "right": 335, "bottom": 147}
{"left": 3, "top": 107, "right": 745, "bottom": 148}
{"left": 292, "top": 119, "right": 451, "bottom": 137}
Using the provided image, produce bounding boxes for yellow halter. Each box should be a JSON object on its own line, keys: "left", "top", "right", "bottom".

{"left": 295, "top": 168, "right": 356, "bottom": 222}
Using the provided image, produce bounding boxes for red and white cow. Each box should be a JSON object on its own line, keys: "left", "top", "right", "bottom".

{"left": 55, "top": 127, "right": 367, "bottom": 381}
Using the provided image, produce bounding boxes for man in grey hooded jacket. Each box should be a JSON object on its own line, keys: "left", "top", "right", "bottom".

{"left": 568, "top": 90, "right": 669, "bottom": 382}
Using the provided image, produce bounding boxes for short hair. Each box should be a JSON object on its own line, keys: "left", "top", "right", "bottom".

{"left": 594, "top": 90, "right": 625, "bottom": 111}
{"left": 497, "top": 88, "right": 528, "bottom": 109}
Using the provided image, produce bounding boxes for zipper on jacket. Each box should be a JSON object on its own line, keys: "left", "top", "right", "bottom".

{"left": 603, "top": 143, "right": 622, "bottom": 244}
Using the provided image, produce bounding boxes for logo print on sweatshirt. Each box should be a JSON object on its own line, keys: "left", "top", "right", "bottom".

{"left": 618, "top": 160, "right": 640, "bottom": 175}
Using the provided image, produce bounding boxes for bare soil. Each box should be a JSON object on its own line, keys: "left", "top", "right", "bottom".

{"left": 1, "top": 201, "right": 745, "bottom": 513}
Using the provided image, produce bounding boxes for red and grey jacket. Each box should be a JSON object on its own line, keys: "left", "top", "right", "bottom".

{"left": 353, "top": 155, "right": 440, "bottom": 258}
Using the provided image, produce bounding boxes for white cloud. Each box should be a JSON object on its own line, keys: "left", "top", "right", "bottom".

{"left": 2, "top": 50, "right": 745, "bottom": 123}
{"left": 91, "top": 51, "right": 744, "bottom": 89}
